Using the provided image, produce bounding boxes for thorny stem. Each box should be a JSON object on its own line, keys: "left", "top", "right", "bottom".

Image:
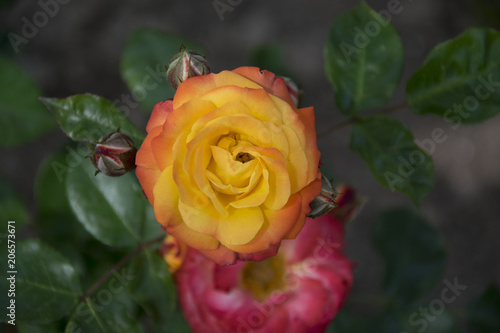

{"left": 317, "top": 101, "right": 409, "bottom": 139}
{"left": 80, "top": 235, "right": 164, "bottom": 301}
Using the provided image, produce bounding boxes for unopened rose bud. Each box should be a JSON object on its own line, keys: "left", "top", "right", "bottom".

{"left": 307, "top": 173, "right": 339, "bottom": 218}
{"left": 166, "top": 47, "right": 210, "bottom": 89}
{"left": 90, "top": 132, "right": 137, "bottom": 177}
{"left": 278, "top": 76, "right": 301, "bottom": 107}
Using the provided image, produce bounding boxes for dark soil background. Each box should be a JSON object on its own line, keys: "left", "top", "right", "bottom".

{"left": 1, "top": 0, "right": 500, "bottom": 330}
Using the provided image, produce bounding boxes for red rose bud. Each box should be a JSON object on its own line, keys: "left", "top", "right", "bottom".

{"left": 166, "top": 47, "right": 210, "bottom": 89}
{"left": 307, "top": 173, "right": 339, "bottom": 218}
{"left": 90, "top": 132, "right": 137, "bottom": 177}
{"left": 278, "top": 76, "right": 301, "bottom": 107}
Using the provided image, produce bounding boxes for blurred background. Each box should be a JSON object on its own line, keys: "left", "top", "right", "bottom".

{"left": 1, "top": 0, "right": 500, "bottom": 331}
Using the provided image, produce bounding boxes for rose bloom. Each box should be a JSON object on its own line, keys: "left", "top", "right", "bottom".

{"left": 136, "top": 67, "right": 321, "bottom": 264}
{"left": 172, "top": 212, "right": 353, "bottom": 333}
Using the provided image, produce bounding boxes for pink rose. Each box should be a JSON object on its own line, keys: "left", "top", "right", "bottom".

{"left": 174, "top": 213, "right": 353, "bottom": 333}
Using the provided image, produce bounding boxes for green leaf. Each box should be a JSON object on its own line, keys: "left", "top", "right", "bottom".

{"left": 468, "top": 285, "right": 500, "bottom": 332}
{"left": 120, "top": 27, "right": 203, "bottom": 113}
{"left": 17, "top": 322, "right": 61, "bottom": 333}
{"left": 0, "top": 55, "right": 57, "bottom": 146}
{"left": 35, "top": 149, "right": 90, "bottom": 240}
{"left": 0, "top": 176, "right": 29, "bottom": 234}
{"left": 5, "top": 239, "right": 81, "bottom": 324}
{"left": 142, "top": 205, "right": 163, "bottom": 244}
{"left": 373, "top": 208, "right": 447, "bottom": 305}
{"left": 34, "top": 149, "right": 93, "bottom": 276}
{"left": 41, "top": 93, "right": 145, "bottom": 145}
{"left": 325, "top": 1, "right": 404, "bottom": 116}
{"left": 65, "top": 160, "right": 159, "bottom": 247}
{"left": 66, "top": 297, "right": 143, "bottom": 333}
{"left": 350, "top": 115, "right": 434, "bottom": 205}
{"left": 128, "top": 250, "right": 176, "bottom": 332}
{"left": 407, "top": 27, "right": 500, "bottom": 124}
{"left": 167, "top": 306, "right": 192, "bottom": 333}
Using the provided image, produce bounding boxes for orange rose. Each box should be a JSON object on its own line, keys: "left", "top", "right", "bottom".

{"left": 136, "top": 67, "right": 321, "bottom": 265}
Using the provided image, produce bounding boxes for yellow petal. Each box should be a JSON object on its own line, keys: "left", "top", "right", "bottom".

{"left": 183, "top": 124, "right": 231, "bottom": 216}
{"left": 201, "top": 86, "right": 282, "bottom": 123}
{"left": 225, "top": 194, "right": 302, "bottom": 253}
{"left": 206, "top": 163, "right": 263, "bottom": 198}
{"left": 188, "top": 100, "right": 252, "bottom": 142}
{"left": 209, "top": 145, "right": 257, "bottom": 188}
{"left": 282, "top": 124, "right": 309, "bottom": 193}
{"left": 153, "top": 166, "right": 219, "bottom": 250}
{"left": 178, "top": 200, "right": 219, "bottom": 237}
{"left": 230, "top": 167, "right": 269, "bottom": 209}
{"left": 152, "top": 165, "right": 180, "bottom": 227}
{"left": 259, "top": 155, "right": 291, "bottom": 210}
{"left": 217, "top": 207, "right": 265, "bottom": 245}
{"left": 296, "top": 106, "right": 321, "bottom": 185}
{"left": 206, "top": 170, "right": 247, "bottom": 195}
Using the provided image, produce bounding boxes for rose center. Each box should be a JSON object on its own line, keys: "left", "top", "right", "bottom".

{"left": 235, "top": 152, "right": 253, "bottom": 163}
{"left": 240, "top": 254, "right": 286, "bottom": 301}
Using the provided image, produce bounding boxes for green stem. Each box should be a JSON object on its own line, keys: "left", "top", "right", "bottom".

{"left": 317, "top": 101, "right": 409, "bottom": 139}
{"left": 80, "top": 235, "right": 164, "bottom": 301}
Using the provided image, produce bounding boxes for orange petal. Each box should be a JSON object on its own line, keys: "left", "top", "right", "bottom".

{"left": 200, "top": 86, "right": 282, "bottom": 124}
{"left": 165, "top": 222, "right": 220, "bottom": 251}
{"left": 198, "top": 245, "right": 237, "bottom": 265}
{"left": 213, "top": 70, "right": 263, "bottom": 90}
{"left": 232, "top": 67, "right": 297, "bottom": 109}
{"left": 146, "top": 99, "right": 173, "bottom": 133}
{"left": 135, "top": 166, "right": 161, "bottom": 205}
{"left": 173, "top": 74, "right": 217, "bottom": 109}
{"left": 236, "top": 242, "right": 280, "bottom": 261}
{"left": 136, "top": 126, "right": 162, "bottom": 169}
{"left": 135, "top": 125, "right": 163, "bottom": 205}
{"left": 151, "top": 99, "right": 216, "bottom": 171}
{"left": 284, "top": 176, "right": 322, "bottom": 239}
